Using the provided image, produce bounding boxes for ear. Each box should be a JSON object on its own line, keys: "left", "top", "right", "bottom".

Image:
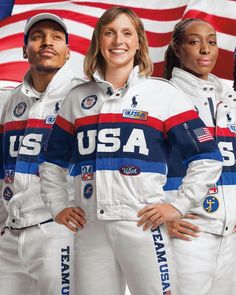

{"left": 172, "top": 43, "right": 179, "bottom": 57}
{"left": 65, "top": 45, "right": 70, "bottom": 60}
{"left": 23, "top": 46, "right": 28, "bottom": 59}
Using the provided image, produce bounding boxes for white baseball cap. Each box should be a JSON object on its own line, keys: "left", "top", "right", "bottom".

{"left": 24, "top": 13, "right": 68, "bottom": 44}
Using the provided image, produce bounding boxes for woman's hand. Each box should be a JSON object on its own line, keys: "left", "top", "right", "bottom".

{"left": 166, "top": 214, "right": 200, "bottom": 241}
{"left": 137, "top": 203, "right": 182, "bottom": 231}
{"left": 55, "top": 207, "right": 86, "bottom": 232}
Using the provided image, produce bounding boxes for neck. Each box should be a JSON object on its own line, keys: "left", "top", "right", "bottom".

{"left": 105, "top": 65, "right": 133, "bottom": 90}
{"left": 30, "top": 68, "right": 58, "bottom": 92}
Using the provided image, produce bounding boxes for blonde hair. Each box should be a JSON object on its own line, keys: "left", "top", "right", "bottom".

{"left": 84, "top": 6, "right": 153, "bottom": 80}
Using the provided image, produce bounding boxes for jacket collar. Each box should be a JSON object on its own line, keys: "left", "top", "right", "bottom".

{"left": 93, "top": 66, "right": 146, "bottom": 97}
{"left": 21, "top": 62, "right": 75, "bottom": 99}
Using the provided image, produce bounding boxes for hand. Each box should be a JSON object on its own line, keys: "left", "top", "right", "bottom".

{"left": 137, "top": 203, "right": 182, "bottom": 231}
{"left": 166, "top": 214, "right": 200, "bottom": 241}
{"left": 55, "top": 207, "right": 86, "bottom": 232}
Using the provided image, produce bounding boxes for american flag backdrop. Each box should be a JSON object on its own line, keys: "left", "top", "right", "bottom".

{"left": 0, "top": 0, "right": 236, "bottom": 86}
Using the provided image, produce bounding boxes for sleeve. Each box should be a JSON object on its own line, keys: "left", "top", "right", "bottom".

{"left": 39, "top": 99, "right": 76, "bottom": 218}
{"left": 164, "top": 89, "right": 223, "bottom": 215}
{"left": 0, "top": 90, "right": 12, "bottom": 226}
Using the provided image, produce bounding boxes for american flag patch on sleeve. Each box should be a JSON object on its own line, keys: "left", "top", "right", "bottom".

{"left": 193, "top": 127, "right": 214, "bottom": 143}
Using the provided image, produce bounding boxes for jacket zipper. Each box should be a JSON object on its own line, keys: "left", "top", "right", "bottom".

{"left": 183, "top": 123, "right": 200, "bottom": 153}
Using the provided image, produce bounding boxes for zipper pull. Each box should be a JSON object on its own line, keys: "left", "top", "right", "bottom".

{"left": 183, "top": 123, "right": 188, "bottom": 129}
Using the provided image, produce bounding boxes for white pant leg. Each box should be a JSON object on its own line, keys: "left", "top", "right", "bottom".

{"left": 75, "top": 220, "right": 177, "bottom": 295}
{"left": 107, "top": 221, "right": 177, "bottom": 295}
{"left": 75, "top": 221, "right": 126, "bottom": 295}
{"left": 172, "top": 232, "right": 234, "bottom": 295}
{"left": 230, "top": 233, "right": 236, "bottom": 295}
{"left": 0, "top": 222, "right": 75, "bottom": 295}
{"left": 0, "top": 229, "right": 37, "bottom": 295}
{"left": 209, "top": 233, "right": 234, "bottom": 295}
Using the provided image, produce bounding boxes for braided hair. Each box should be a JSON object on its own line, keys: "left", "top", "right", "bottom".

{"left": 163, "top": 18, "right": 206, "bottom": 80}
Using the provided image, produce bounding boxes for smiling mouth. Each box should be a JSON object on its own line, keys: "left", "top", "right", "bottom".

{"left": 109, "top": 49, "right": 127, "bottom": 54}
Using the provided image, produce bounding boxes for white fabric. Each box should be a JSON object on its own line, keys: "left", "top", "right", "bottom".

{"left": 167, "top": 67, "right": 236, "bottom": 236}
{"left": 0, "top": 62, "right": 83, "bottom": 228}
{"left": 0, "top": 222, "right": 74, "bottom": 295}
{"left": 75, "top": 221, "right": 177, "bottom": 295}
{"left": 168, "top": 67, "right": 236, "bottom": 294}
{"left": 172, "top": 231, "right": 234, "bottom": 295}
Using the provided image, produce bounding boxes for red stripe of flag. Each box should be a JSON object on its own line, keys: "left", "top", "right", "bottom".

{"left": 72, "top": 2, "right": 187, "bottom": 21}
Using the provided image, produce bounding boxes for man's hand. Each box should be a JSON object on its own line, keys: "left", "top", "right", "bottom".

{"left": 55, "top": 207, "right": 86, "bottom": 232}
{"left": 137, "top": 203, "right": 182, "bottom": 231}
{"left": 166, "top": 214, "right": 200, "bottom": 241}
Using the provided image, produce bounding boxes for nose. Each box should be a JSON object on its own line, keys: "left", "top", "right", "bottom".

{"left": 42, "top": 34, "right": 53, "bottom": 46}
{"left": 114, "top": 32, "right": 123, "bottom": 44}
{"left": 200, "top": 41, "right": 210, "bottom": 54}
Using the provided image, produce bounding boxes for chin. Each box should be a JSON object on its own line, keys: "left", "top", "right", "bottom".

{"left": 35, "top": 64, "right": 61, "bottom": 73}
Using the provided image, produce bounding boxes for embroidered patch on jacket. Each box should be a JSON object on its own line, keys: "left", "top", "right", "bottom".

{"left": 193, "top": 127, "right": 214, "bottom": 143}
{"left": 207, "top": 184, "right": 218, "bottom": 195}
{"left": 81, "top": 95, "right": 97, "bottom": 110}
{"left": 45, "top": 115, "right": 56, "bottom": 125}
{"left": 4, "top": 170, "right": 15, "bottom": 184}
{"left": 13, "top": 102, "right": 27, "bottom": 117}
{"left": 3, "top": 187, "right": 13, "bottom": 201}
{"left": 131, "top": 95, "right": 138, "bottom": 108}
{"left": 227, "top": 124, "right": 236, "bottom": 134}
{"left": 203, "top": 196, "right": 219, "bottom": 213}
{"left": 83, "top": 183, "right": 93, "bottom": 199}
{"left": 81, "top": 165, "right": 94, "bottom": 181}
{"left": 119, "top": 165, "right": 141, "bottom": 176}
{"left": 122, "top": 109, "right": 148, "bottom": 120}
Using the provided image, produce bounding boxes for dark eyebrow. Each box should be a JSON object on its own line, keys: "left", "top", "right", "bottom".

{"left": 187, "top": 33, "right": 216, "bottom": 37}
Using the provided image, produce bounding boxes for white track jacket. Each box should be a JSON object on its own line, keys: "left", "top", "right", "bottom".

{"left": 39, "top": 67, "right": 223, "bottom": 222}
{"left": 165, "top": 67, "right": 236, "bottom": 236}
{"left": 0, "top": 63, "right": 83, "bottom": 228}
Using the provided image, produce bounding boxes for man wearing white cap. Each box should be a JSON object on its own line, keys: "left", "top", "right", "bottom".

{"left": 0, "top": 12, "right": 83, "bottom": 295}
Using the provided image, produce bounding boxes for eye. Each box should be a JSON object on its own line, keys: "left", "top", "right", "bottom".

{"left": 209, "top": 40, "right": 217, "bottom": 46}
{"left": 104, "top": 30, "right": 114, "bottom": 37}
{"left": 30, "top": 33, "right": 43, "bottom": 41}
{"left": 189, "top": 40, "right": 200, "bottom": 45}
{"left": 123, "top": 30, "right": 132, "bottom": 36}
{"left": 53, "top": 34, "right": 63, "bottom": 40}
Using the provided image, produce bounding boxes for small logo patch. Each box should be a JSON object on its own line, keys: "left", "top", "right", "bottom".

{"left": 193, "top": 127, "right": 214, "bottom": 143}
{"left": 3, "top": 187, "right": 13, "bottom": 201}
{"left": 4, "top": 170, "right": 15, "bottom": 184}
{"left": 122, "top": 109, "right": 148, "bottom": 121}
{"left": 131, "top": 96, "right": 138, "bottom": 108}
{"left": 120, "top": 165, "right": 141, "bottom": 176}
{"left": 45, "top": 115, "right": 56, "bottom": 125}
{"left": 81, "top": 165, "right": 94, "bottom": 181}
{"left": 203, "top": 196, "right": 219, "bottom": 213}
{"left": 13, "top": 102, "right": 27, "bottom": 117}
{"left": 207, "top": 185, "right": 218, "bottom": 195}
{"left": 81, "top": 95, "right": 97, "bottom": 110}
{"left": 83, "top": 184, "right": 93, "bottom": 199}
{"left": 227, "top": 124, "right": 236, "bottom": 134}
{"left": 54, "top": 100, "right": 62, "bottom": 114}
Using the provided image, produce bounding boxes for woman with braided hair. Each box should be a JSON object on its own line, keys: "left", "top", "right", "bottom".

{"left": 163, "top": 18, "right": 236, "bottom": 295}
